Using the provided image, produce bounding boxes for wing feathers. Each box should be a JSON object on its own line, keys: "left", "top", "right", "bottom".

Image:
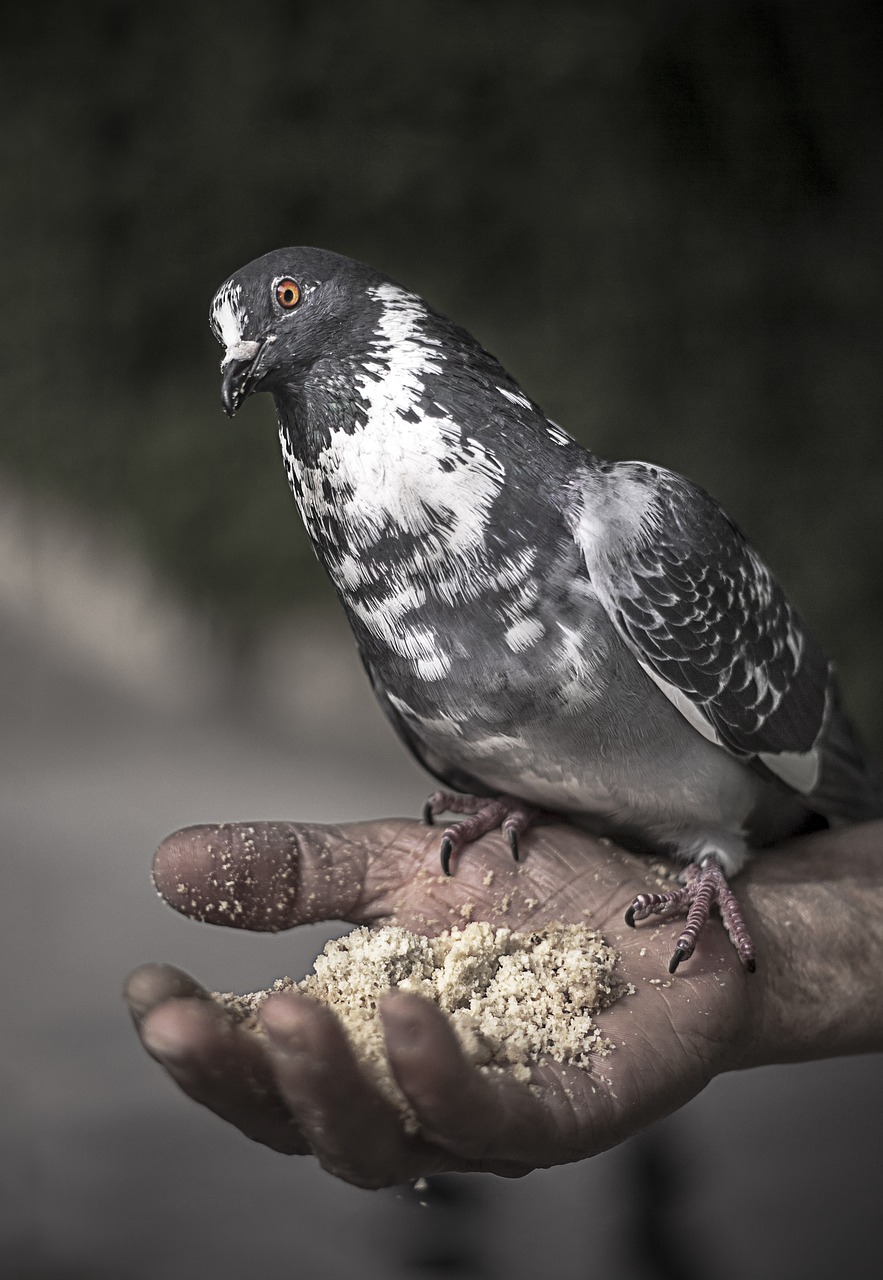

{"left": 577, "top": 461, "right": 881, "bottom": 819}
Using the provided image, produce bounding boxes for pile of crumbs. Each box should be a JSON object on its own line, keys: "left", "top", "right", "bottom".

{"left": 214, "top": 922, "right": 622, "bottom": 1128}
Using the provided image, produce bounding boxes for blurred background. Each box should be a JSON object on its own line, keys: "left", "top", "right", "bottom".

{"left": 3, "top": 1, "right": 882, "bottom": 1277}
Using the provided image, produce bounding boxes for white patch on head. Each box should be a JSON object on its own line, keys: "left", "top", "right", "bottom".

{"left": 504, "top": 616, "right": 545, "bottom": 652}
{"left": 211, "top": 280, "right": 260, "bottom": 367}
{"left": 211, "top": 281, "right": 247, "bottom": 347}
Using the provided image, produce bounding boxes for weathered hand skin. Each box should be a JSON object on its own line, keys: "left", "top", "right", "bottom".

{"left": 126, "top": 818, "right": 883, "bottom": 1189}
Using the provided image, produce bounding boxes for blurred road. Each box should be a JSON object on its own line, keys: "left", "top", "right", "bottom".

{"left": 3, "top": 598, "right": 882, "bottom": 1280}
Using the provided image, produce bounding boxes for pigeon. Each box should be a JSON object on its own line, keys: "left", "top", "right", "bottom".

{"left": 210, "top": 247, "right": 883, "bottom": 973}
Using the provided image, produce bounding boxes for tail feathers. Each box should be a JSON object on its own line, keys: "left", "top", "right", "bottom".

{"left": 811, "top": 684, "right": 883, "bottom": 825}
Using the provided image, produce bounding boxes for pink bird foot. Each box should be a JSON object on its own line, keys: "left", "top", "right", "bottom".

{"left": 422, "top": 790, "right": 544, "bottom": 875}
{"left": 625, "top": 855, "right": 757, "bottom": 975}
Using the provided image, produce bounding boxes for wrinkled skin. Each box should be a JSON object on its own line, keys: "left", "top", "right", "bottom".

{"left": 126, "top": 819, "right": 761, "bottom": 1188}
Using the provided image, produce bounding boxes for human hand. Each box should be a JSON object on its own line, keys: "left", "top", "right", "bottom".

{"left": 126, "top": 819, "right": 759, "bottom": 1186}
{"left": 126, "top": 818, "right": 883, "bottom": 1187}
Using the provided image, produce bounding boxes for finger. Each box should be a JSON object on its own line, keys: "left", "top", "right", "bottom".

{"left": 152, "top": 819, "right": 434, "bottom": 932}
{"left": 124, "top": 962, "right": 211, "bottom": 1024}
{"left": 137, "top": 996, "right": 310, "bottom": 1155}
{"left": 380, "top": 991, "right": 558, "bottom": 1169}
{"left": 260, "top": 992, "right": 453, "bottom": 1188}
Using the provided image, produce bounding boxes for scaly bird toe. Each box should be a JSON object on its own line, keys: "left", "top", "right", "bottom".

{"left": 626, "top": 856, "right": 757, "bottom": 974}
{"left": 424, "top": 791, "right": 544, "bottom": 874}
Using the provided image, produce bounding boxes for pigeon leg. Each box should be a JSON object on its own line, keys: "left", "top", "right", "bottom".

{"left": 422, "top": 791, "right": 544, "bottom": 874}
{"left": 422, "top": 790, "right": 486, "bottom": 826}
{"left": 625, "top": 856, "right": 757, "bottom": 974}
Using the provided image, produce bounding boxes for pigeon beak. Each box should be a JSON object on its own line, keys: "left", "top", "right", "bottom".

{"left": 220, "top": 340, "right": 263, "bottom": 417}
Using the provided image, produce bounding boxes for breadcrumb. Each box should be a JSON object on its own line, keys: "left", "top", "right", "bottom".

{"left": 215, "top": 922, "right": 623, "bottom": 1129}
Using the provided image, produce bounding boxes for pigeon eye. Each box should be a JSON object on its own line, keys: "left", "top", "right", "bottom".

{"left": 275, "top": 278, "right": 301, "bottom": 309}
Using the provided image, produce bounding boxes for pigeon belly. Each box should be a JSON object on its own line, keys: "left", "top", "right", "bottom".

{"left": 348, "top": 568, "right": 800, "bottom": 860}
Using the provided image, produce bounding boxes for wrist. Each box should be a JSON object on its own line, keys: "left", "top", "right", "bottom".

{"left": 729, "top": 821, "right": 883, "bottom": 1070}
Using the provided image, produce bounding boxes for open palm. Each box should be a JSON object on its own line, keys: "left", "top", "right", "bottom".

{"left": 127, "top": 818, "right": 754, "bottom": 1187}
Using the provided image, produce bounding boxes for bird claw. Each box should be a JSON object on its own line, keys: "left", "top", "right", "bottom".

{"left": 424, "top": 792, "right": 543, "bottom": 874}
{"left": 627, "top": 856, "right": 757, "bottom": 974}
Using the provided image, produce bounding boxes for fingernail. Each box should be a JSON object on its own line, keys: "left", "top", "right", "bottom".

{"left": 262, "top": 1009, "right": 308, "bottom": 1057}
{"left": 271, "top": 1030, "right": 307, "bottom": 1058}
{"left": 381, "top": 996, "right": 424, "bottom": 1050}
{"left": 142, "top": 1024, "right": 191, "bottom": 1065}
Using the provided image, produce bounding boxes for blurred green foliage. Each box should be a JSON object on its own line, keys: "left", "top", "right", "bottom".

{"left": 4, "top": 0, "right": 883, "bottom": 744}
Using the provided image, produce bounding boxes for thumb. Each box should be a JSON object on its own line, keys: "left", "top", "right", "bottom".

{"left": 151, "top": 819, "right": 423, "bottom": 931}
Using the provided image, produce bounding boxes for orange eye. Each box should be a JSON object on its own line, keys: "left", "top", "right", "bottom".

{"left": 275, "top": 278, "right": 301, "bottom": 309}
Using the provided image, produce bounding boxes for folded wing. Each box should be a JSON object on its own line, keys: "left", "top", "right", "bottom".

{"left": 578, "top": 463, "right": 882, "bottom": 823}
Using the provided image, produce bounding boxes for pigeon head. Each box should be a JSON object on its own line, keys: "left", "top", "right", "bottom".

{"left": 210, "top": 247, "right": 390, "bottom": 416}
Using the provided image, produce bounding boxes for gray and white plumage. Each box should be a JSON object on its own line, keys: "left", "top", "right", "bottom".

{"left": 210, "top": 246, "right": 883, "bottom": 968}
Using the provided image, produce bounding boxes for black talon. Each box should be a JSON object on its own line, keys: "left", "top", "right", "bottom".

{"left": 668, "top": 947, "right": 686, "bottom": 974}
{"left": 506, "top": 827, "right": 519, "bottom": 862}
{"left": 624, "top": 905, "right": 636, "bottom": 928}
{"left": 422, "top": 800, "right": 435, "bottom": 826}
{"left": 440, "top": 836, "right": 453, "bottom": 877}
{"left": 746, "top": 957, "right": 757, "bottom": 974}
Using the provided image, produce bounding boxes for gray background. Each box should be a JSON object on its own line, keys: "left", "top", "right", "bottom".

{"left": 3, "top": 488, "right": 880, "bottom": 1279}
{"left": 4, "top": 2, "right": 882, "bottom": 1276}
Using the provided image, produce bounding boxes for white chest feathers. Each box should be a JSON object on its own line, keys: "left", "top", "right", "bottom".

{"left": 277, "top": 286, "right": 541, "bottom": 679}
{"left": 282, "top": 283, "right": 507, "bottom": 567}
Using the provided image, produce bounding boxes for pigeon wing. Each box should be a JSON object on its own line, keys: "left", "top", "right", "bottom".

{"left": 579, "top": 463, "right": 882, "bottom": 820}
